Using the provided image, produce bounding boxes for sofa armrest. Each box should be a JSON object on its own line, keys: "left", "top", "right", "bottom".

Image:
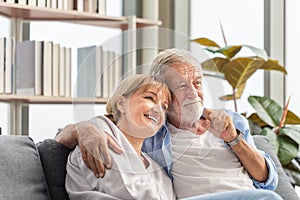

{"left": 0, "top": 135, "right": 50, "bottom": 200}
{"left": 253, "top": 135, "right": 299, "bottom": 200}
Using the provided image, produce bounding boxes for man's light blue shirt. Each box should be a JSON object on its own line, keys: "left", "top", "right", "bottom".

{"left": 142, "top": 110, "right": 278, "bottom": 191}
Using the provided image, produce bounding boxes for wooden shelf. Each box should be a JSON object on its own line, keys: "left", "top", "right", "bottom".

{"left": 0, "top": 94, "right": 107, "bottom": 104}
{"left": 0, "top": 2, "right": 161, "bottom": 134}
{"left": 0, "top": 2, "right": 162, "bottom": 29}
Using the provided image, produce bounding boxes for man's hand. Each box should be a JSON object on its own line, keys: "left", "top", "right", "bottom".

{"left": 188, "top": 109, "right": 212, "bottom": 135}
{"left": 55, "top": 121, "right": 123, "bottom": 178}
{"left": 194, "top": 119, "right": 210, "bottom": 135}
{"left": 204, "top": 110, "right": 238, "bottom": 142}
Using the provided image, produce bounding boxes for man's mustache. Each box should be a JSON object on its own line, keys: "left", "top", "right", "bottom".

{"left": 183, "top": 99, "right": 203, "bottom": 107}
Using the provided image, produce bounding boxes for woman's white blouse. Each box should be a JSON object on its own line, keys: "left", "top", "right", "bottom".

{"left": 65, "top": 116, "right": 175, "bottom": 200}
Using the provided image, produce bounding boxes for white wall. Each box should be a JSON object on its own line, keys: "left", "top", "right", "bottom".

{"left": 286, "top": 0, "right": 300, "bottom": 115}
{"left": 190, "top": 0, "right": 264, "bottom": 115}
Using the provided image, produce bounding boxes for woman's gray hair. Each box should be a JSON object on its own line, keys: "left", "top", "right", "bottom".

{"left": 150, "top": 48, "right": 202, "bottom": 76}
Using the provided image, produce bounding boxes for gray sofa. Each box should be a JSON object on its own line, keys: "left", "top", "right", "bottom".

{"left": 0, "top": 134, "right": 299, "bottom": 200}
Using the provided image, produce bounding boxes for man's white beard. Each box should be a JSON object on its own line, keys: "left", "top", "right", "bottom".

{"left": 169, "top": 99, "right": 203, "bottom": 126}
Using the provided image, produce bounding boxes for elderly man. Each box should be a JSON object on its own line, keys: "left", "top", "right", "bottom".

{"left": 56, "top": 49, "right": 280, "bottom": 199}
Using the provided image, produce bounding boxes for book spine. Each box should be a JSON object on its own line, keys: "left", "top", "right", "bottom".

{"left": 0, "top": 37, "right": 4, "bottom": 94}
{"left": 65, "top": 47, "right": 71, "bottom": 97}
{"left": 98, "top": 0, "right": 106, "bottom": 15}
{"left": 43, "top": 41, "right": 53, "bottom": 96}
{"left": 4, "top": 37, "right": 13, "bottom": 94}
{"left": 52, "top": 43, "right": 60, "bottom": 96}
{"left": 35, "top": 41, "right": 42, "bottom": 95}
{"left": 59, "top": 46, "right": 65, "bottom": 96}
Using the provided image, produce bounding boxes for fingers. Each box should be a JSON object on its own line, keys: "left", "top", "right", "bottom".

{"left": 81, "top": 146, "right": 90, "bottom": 170}
{"left": 80, "top": 143, "right": 107, "bottom": 178}
{"left": 207, "top": 110, "right": 230, "bottom": 138}
{"left": 98, "top": 135, "right": 112, "bottom": 169}
{"left": 210, "top": 110, "right": 226, "bottom": 132}
{"left": 87, "top": 149, "right": 106, "bottom": 178}
{"left": 74, "top": 120, "right": 125, "bottom": 178}
{"left": 75, "top": 122, "right": 111, "bottom": 178}
{"left": 196, "top": 118, "right": 210, "bottom": 135}
{"left": 207, "top": 110, "right": 238, "bottom": 141}
{"left": 107, "top": 135, "right": 124, "bottom": 154}
{"left": 202, "top": 108, "right": 212, "bottom": 120}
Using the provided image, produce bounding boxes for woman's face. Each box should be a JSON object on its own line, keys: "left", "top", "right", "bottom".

{"left": 120, "top": 85, "right": 169, "bottom": 138}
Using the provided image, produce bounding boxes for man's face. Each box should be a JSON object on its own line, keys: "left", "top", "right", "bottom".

{"left": 163, "top": 62, "right": 204, "bottom": 127}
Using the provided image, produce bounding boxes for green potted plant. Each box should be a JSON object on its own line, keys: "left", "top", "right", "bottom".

{"left": 193, "top": 34, "right": 300, "bottom": 186}
{"left": 193, "top": 37, "right": 287, "bottom": 112}
{"left": 247, "top": 95, "right": 300, "bottom": 185}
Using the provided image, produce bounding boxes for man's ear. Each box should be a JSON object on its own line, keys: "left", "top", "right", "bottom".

{"left": 116, "top": 96, "right": 126, "bottom": 114}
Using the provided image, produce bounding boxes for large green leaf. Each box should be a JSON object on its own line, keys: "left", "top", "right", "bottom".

{"left": 192, "top": 37, "right": 220, "bottom": 48}
{"left": 260, "top": 59, "right": 287, "bottom": 74}
{"left": 285, "top": 111, "right": 300, "bottom": 124}
{"left": 203, "top": 71, "right": 225, "bottom": 79}
{"left": 247, "top": 113, "right": 268, "bottom": 127}
{"left": 284, "top": 167, "right": 300, "bottom": 186}
{"left": 280, "top": 127, "right": 300, "bottom": 145}
{"left": 193, "top": 38, "right": 242, "bottom": 59}
{"left": 261, "top": 127, "right": 279, "bottom": 154}
{"left": 213, "top": 45, "right": 242, "bottom": 59}
{"left": 201, "top": 57, "right": 229, "bottom": 73}
{"left": 243, "top": 45, "right": 268, "bottom": 60}
{"left": 222, "top": 58, "right": 263, "bottom": 89}
{"left": 278, "top": 135, "right": 299, "bottom": 166}
{"left": 248, "top": 96, "right": 283, "bottom": 127}
{"left": 284, "top": 159, "right": 300, "bottom": 173}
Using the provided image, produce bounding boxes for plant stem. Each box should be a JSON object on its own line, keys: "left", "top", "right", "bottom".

{"left": 233, "top": 87, "right": 238, "bottom": 112}
{"left": 219, "top": 21, "right": 228, "bottom": 46}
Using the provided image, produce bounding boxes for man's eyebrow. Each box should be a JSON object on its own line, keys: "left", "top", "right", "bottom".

{"left": 194, "top": 74, "right": 203, "bottom": 79}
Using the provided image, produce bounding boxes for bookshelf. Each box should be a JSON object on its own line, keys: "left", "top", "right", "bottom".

{"left": 0, "top": 2, "right": 161, "bottom": 135}
{"left": 0, "top": 94, "right": 108, "bottom": 104}
{"left": 0, "top": 2, "right": 161, "bottom": 29}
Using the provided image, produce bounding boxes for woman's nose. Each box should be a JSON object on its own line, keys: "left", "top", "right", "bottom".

{"left": 153, "top": 104, "right": 164, "bottom": 114}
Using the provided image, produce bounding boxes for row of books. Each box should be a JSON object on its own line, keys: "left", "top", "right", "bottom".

{"left": 76, "top": 45, "right": 122, "bottom": 99}
{"left": 1, "top": 37, "right": 123, "bottom": 99}
{"left": 3, "top": 0, "right": 106, "bottom": 15}
{"left": 0, "top": 37, "right": 13, "bottom": 94}
{"left": 16, "top": 40, "right": 72, "bottom": 97}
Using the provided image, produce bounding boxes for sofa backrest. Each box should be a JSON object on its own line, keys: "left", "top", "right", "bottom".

{"left": 253, "top": 135, "right": 300, "bottom": 200}
{"left": 37, "top": 139, "right": 71, "bottom": 200}
{"left": 0, "top": 135, "right": 50, "bottom": 200}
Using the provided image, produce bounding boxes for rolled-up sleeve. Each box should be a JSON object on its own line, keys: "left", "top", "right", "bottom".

{"left": 252, "top": 150, "right": 278, "bottom": 190}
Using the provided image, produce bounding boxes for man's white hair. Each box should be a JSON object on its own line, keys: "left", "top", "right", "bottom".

{"left": 150, "top": 48, "right": 202, "bottom": 76}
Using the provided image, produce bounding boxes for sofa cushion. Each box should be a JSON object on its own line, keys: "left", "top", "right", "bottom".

{"left": 37, "top": 139, "right": 72, "bottom": 200}
{"left": 253, "top": 135, "right": 300, "bottom": 200}
{"left": 0, "top": 135, "right": 50, "bottom": 200}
